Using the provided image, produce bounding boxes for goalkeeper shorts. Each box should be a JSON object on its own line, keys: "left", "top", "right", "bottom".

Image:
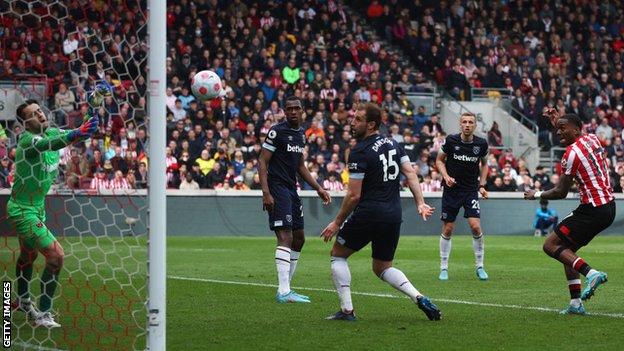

{"left": 7, "top": 201, "right": 56, "bottom": 250}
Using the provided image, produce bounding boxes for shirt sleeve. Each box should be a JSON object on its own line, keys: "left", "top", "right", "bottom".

{"left": 347, "top": 149, "right": 367, "bottom": 180}
{"left": 440, "top": 135, "right": 451, "bottom": 155}
{"left": 562, "top": 148, "right": 579, "bottom": 176}
{"left": 396, "top": 142, "right": 411, "bottom": 164}
{"left": 480, "top": 140, "right": 489, "bottom": 159}
{"left": 262, "top": 128, "right": 279, "bottom": 153}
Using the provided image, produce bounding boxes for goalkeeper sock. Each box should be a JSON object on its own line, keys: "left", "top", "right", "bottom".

{"left": 331, "top": 257, "right": 353, "bottom": 312}
{"left": 440, "top": 234, "right": 452, "bottom": 270}
{"left": 15, "top": 260, "right": 34, "bottom": 301}
{"left": 380, "top": 267, "right": 422, "bottom": 303}
{"left": 472, "top": 233, "right": 485, "bottom": 268}
{"left": 39, "top": 268, "right": 60, "bottom": 312}
{"left": 289, "top": 250, "right": 300, "bottom": 283}
{"left": 275, "top": 246, "right": 291, "bottom": 295}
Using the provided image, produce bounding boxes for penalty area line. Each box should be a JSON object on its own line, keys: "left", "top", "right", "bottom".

{"left": 167, "top": 275, "right": 624, "bottom": 319}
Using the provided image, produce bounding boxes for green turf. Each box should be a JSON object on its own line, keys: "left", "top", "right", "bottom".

{"left": 1, "top": 236, "right": 147, "bottom": 351}
{"left": 3, "top": 235, "right": 623, "bottom": 350}
{"left": 167, "top": 235, "right": 624, "bottom": 351}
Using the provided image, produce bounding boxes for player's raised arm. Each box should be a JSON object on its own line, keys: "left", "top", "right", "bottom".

{"left": 400, "top": 161, "right": 435, "bottom": 220}
{"left": 298, "top": 157, "right": 331, "bottom": 204}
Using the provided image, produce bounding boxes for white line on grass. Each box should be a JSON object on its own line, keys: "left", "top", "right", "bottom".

{"left": 168, "top": 275, "right": 624, "bottom": 319}
{"left": 11, "top": 341, "right": 67, "bottom": 351}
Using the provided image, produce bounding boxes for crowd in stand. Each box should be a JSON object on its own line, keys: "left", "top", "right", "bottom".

{"left": 2, "top": 0, "right": 624, "bottom": 194}
{"left": 356, "top": 0, "right": 624, "bottom": 192}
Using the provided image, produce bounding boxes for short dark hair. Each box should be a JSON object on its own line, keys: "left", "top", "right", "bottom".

{"left": 561, "top": 113, "right": 583, "bottom": 130}
{"left": 358, "top": 102, "right": 382, "bottom": 129}
{"left": 16, "top": 99, "right": 39, "bottom": 123}
{"left": 286, "top": 95, "right": 302, "bottom": 106}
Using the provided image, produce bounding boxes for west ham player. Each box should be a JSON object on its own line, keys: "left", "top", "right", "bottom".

{"left": 259, "top": 96, "right": 331, "bottom": 303}
{"left": 525, "top": 108, "right": 615, "bottom": 315}
{"left": 435, "top": 113, "right": 490, "bottom": 281}
{"left": 321, "top": 103, "right": 440, "bottom": 321}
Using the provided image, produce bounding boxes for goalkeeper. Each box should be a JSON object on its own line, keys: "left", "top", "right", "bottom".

{"left": 10, "top": 85, "right": 109, "bottom": 328}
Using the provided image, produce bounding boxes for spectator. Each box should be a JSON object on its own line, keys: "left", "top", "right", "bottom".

{"left": 232, "top": 175, "right": 250, "bottom": 190}
{"left": 487, "top": 122, "right": 504, "bottom": 157}
{"left": 323, "top": 172, "right": 344, "bottom": 191}
{"left": 179, "top": 172, "right": 200, "bottom": 190}
{"left": 533, "top": 199, "right": 558, "bottom": 237}
{"left": 110, "top": 170, "right": 131, "bottom": 190}
{"left": 90, "top": 170, "right": 109, "bottom": 191}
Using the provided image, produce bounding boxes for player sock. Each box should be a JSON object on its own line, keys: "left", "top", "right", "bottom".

{"left": 439, "top": 234, "right": 452, "bottom": 270}
{"left": 472, "top": 233, "right": 484, "bottom": 268}
{"left": 572, "top": 257, "right": 595, "bottom": 276}
{"left": 275, "top": 246, "right": 291, "bottom": 295}
{"left": 568, "top": 279, "right": 581, "bottom": 302}
{"left": 331, "top": 257, "right": 353, "bottom": 312}
{"left": 39, "top": 268, "right": 59, "bottom": 312}
{"left": 15, "top": 261, "right": 34, "bottom": 300}
{"left": 289, "top": 251, "right": 300, "bottom": 282}
{"left": 379, "top": 267, "right": 422, "bottom": 303}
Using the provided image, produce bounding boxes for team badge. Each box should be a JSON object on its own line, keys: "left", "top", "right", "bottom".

{"left": 286, "top": 215, "right": 292, "bottom": 223}
{"left": 288, "top": 136, "right": 293, "bottom": 141}
{"left": 455, "top": 146, "right": 460, "bottom": 151}
{"left": 473, "top": 146, "right": 480, "bottom": 155}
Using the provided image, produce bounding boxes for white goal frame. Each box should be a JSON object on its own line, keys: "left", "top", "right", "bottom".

{"left": 147, "top": 0, "right": 166, "bottom": 350}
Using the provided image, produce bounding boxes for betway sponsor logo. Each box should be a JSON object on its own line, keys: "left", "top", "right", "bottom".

{"left": 453, "top": 154, "right": 478, "bottom": 162}
{"left": 287, "top": 144, "right": 304, "bottom": 153}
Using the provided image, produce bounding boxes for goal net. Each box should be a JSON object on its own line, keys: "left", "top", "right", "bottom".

{"left": 0, "top": 1, "right": 154, "bottom": 349}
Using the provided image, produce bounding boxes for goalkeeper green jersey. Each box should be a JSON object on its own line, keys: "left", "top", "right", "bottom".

{"left": 10, "top": 128, "right": 71, "bottom": 207}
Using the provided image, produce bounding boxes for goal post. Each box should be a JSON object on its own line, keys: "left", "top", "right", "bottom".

{"left": 0, "top": 0, "right": 166, "bottom": 349}
{"left": 147, "top": 0, "right": 167, "bottom": 349}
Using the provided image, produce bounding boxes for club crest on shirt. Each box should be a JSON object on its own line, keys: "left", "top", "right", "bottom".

{"left": 561, "top": 158, "right": 567, "bottom": 168}
{"left": 288, "top": 136, "right": 293, "bottom": 141}
{"left": 455, "top": 146, "right": 460, "bottom": 151}
{"left": 286, "top": 215, "right": 292, "bottom": 222}
{"left": 473, "top": 146, "right": 480, "bottom": 155}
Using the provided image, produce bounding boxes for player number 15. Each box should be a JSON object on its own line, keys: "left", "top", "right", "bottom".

{"left": 379, "top": 149, "right": 399, "bottom": 182}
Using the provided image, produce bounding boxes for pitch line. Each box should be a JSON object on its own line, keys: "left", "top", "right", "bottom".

{"left": 168, "top": 275, "right": 624, "bottom": 319}
{"left": 11, "top": 341, "right": 67, "bottom": 351}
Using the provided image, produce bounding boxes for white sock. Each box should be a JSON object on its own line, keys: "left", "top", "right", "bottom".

{"left": 568, "top": 278, "right": 582, "bottom": 307}
{"left": 331, "top": 257, "right": 353, "bottom": 312}
{"left": 275, "top": 246, "right": 291, "bottom": 295}
{"left": 380, "top": 267, "right": 422, "bottom": 303}
{"left": 570, "top": 298, "right": 582, "bottom": 307}
{"left": 440, "top": 234, "right": 451, "bottom": 270}
{"left": 587, "top": 269, "right": 598, "bottom": 276}
{"left": 289, "top": 251, "right": 300, "bottom": 282}
{"left": 472, "top": 233, "right": 484, "bottom": 268}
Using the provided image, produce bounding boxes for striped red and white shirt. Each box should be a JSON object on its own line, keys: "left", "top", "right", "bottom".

{"left": 90, "top": 177, "right": 109, "bottom": 191}
{"left": 323, "top": 179, "right": 344, "bottom": 191}
{"left": 561, "top": 134, "right": 614, "bottom": 206}
{"left": 109, "top": 178, "right": 131, "bottom": 190}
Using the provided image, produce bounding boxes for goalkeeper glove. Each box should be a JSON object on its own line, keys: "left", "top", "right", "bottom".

{"left": 87, "top": 83, "right": 113, "bottom": 109}
{"left": 68, "top": 116, "right": 99, "bottom": 142}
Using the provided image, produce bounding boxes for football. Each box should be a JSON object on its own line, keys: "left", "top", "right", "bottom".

{"left": 191, "top": 70, "right": 224, "bottom": 101}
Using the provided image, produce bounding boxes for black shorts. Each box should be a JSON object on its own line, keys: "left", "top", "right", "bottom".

{"left": 441, "top": 190, "right": 480, "bottom": 222}
{"left": 268, "top": 182, "right": 303, "bottom": 231}
{"left": 336, "top": 216, "right": 401, "bottom": 261}
{"left": 554, "top": 201, "right": 616, "bottom": 248}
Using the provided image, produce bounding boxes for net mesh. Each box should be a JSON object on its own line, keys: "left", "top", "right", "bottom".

{"left": 1, "top": 1, "right": 149, "bottom": 350}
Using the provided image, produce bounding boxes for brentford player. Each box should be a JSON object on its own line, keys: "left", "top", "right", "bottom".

{"left": 525, "top": 108, "right": 615, "bottom": 315}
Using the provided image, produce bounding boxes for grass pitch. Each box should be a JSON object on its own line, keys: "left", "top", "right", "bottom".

{"left": 168, "top": 235, "right": 624, "bottom": 351}
{"left": 3, "top": 235, "right": 623, "bottom": 350}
